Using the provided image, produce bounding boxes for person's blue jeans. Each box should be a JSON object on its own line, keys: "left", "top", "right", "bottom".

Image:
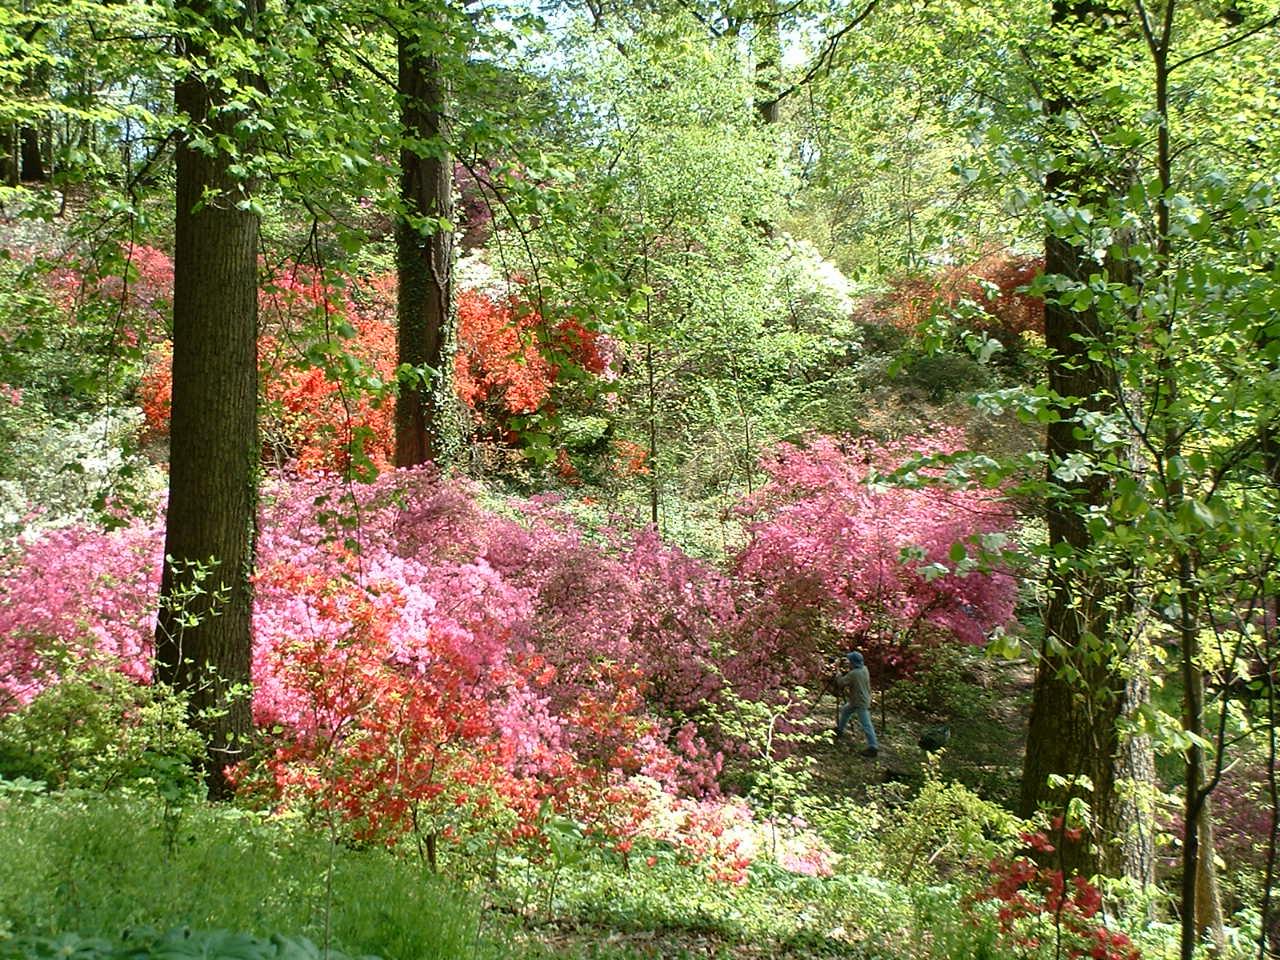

{"left": 836, "top": 703, "right": 879, "bottom": 750}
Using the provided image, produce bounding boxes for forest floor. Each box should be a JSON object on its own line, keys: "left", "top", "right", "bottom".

{"left": 504, "top": 650, "right": 1037, "bottom": 959}
{"left": 807, "top": 653, "right": 1034, "bottom": 808}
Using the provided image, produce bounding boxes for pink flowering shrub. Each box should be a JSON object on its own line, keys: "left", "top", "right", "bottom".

{"left": 0, "top": 471, "right": 730, "bottom": 835}
{"left": 47, "top": 243, "right": 175, "bottom": 347}
{"left": 0, "top": 519, "right": 160, "bottom": 711}
{"left": 0, "top": 447, "right": 1010, "bottom": 876}
{"left": 733, "top": 431, "right": 1016, "bottom": 682}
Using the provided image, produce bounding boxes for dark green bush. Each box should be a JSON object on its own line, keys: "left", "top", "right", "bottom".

{"left": 855, "top": 320, "right": 909, "bottom": 357}
{"left": 897, "top": 352, "right": 991, "bottom": 403}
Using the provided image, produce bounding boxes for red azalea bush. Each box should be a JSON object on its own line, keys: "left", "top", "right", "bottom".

{"left": 134, "top": 253, "right": 609, "bottom": 474}
{"left": 453, "top": 289, "right": 611, "bottom": 476}
{"left": 973, "top": 830, "right": 1141, "bottom": 960}
{"left": 259, "top": 269, "right": 398, "bottom": 473}
{"left": 868, "top": 248, "right": 1043, "bottom": 346}
{"left": 139, "top": 266, "right": 398, "bottom": 472}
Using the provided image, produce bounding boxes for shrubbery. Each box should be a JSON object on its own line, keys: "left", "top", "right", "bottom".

{"left": 132, "top": 255, "right": 614, "bottom": 478}
{"left": 0, "top": 664, "right": 200, "bottom": 794}
{"left": 0, "top": 434, "right": 1018, "bottom": 875}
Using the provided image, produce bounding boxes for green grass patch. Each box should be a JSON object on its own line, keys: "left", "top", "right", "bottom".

{"left": 0, "top": 790, "right": 502, "bottom": 960}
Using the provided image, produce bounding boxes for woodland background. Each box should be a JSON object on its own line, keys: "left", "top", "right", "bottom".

{"left": 1, "top": 0, "right": 1279, "bottom": 958}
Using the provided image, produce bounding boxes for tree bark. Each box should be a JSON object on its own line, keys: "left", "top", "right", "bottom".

{"left": 1, "top": 126, "right": 18, "bottom": 186}
{"left": 395, "top": 24, "right": 454, "bottom": 468}
{"left": 1020, "top": 0, "right": 1153, "bottom": 884}
{"left": 155, "top": 0, "right": 261, "bottom": 801}
{"left": 1195, "top": 792, "right": 1226, "bottom": 953}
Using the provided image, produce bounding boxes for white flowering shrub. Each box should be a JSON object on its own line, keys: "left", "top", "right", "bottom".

{"left": 764, "top": 237, "right": 860, "bottom": 339}
{"left": 0, "top": 400, "right": 164, "bottom": 538}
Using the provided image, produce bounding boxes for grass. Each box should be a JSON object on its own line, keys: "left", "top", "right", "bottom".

{"left": 0, "top": 787, "right": 994, "bottom": 960}
{"left": 0, "top": 791, "right": 502, "bottom": 960}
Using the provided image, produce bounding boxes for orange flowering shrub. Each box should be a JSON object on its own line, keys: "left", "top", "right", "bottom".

{"left": 868, "top": 249, "right": 1043, "bottom": 343}
{"left": 137, "top": 256, "right": 609, "bottom": 475}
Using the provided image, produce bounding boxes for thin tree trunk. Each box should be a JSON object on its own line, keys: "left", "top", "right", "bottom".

{"left": 395, "top": 24, "right": 454, "bottom": 468}
{"left": 1195, "top": 793, "right": 1226, "bottom": 953}
{"left": 155, "top": 0, "right": 261, "bottom": 801}
{"left": 1, "top": 126, "right": 17, "bottom": 186}
{"left": 646, "top": 341, "right": 658, "bottom": 527}
{"left": 1130, "top": 0, "right": 1227, "bottom": 947}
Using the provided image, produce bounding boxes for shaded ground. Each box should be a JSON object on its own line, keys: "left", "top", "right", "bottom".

{"left": 807, "top": 648, "right": 1034, "bottom": 808}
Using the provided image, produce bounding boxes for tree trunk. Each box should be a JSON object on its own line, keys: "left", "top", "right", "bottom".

{"left": 395, "top": 24, "right": 454, "bottom": 468}
{"left": 646, "top": 340, "right": 659, "bottom": 527}
{"left": 155, "top": 0, "right": 261, "bottom": 801}
{"left": 1106, "top": 637, "right": 1157, "bottom": 881}
{"left": 1020, "top": 210, "right": 1148, "bottom": 879}
{"left": 752, "top": 0, "right": 782, "bottom": 125}
{"left": 1182, "top": 625, "right": 1226, "bottom": 956}
{"left": 1, "top": 126, "right": 17, "bottom": 186}
{"left": 1195, "top": 793, "right": 1226, "bottom": 953}
{"left": 1020, "top": 0, "right": 1153, "bottom": 884}
{"left": 19, "top": 125, "right": 42, "bottom": 181}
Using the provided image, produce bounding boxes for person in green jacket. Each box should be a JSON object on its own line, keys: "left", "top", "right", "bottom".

{"left": 834, "top": 651, "right": 879, "bottom": 758}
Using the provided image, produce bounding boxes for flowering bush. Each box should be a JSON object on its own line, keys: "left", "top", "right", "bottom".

{"left": 134, "top": 253, "right": 610, "bottom": 475}
{"left": 0, "top": 405, "right": 165, "bottom": 537}
{"left": 868, "top": 249, "right": 1043, "bottom": 344}
{"left": 733, "top": 431, "right": 1017, "bottom": 682}
{"left": 0, "top": 444, "right": 1013, "bottom": 876}
{"left": 0, "top": 516, "right": 160, "bottom": 711}
{"left": 972, "top": 830, "right": 1141, "bottom": 960}
{"left": 0, "top": 471, "right": 731, "bottom": 855}
{"left": 764, "top": 236, "right": 859, "bottom": 337}
{"left": 47, "top": 243, "right": 175, "bottom": 348}
{"left": 260, "top": 269, "right": 398, "bottom": 474}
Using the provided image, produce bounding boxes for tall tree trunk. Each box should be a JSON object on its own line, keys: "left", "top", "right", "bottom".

{"left": 1020, "top": 0, "right": 1153, "bottom": 884}
{"left": 155, "top": 0, "right": 261, "bottom": 801}
{"left": 646, "top": 340, "right": 658, "bottom": 527}
{"left": 395, "top": 24, "right": 454, "bottom": 468}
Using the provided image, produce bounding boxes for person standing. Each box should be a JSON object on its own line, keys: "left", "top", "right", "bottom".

{"left": 834, "top": 651, "right": 879, "bottom": 758}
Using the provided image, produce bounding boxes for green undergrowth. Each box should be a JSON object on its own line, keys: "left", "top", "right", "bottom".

{"left": 0, "top": 784, "right": 1227, "bottom": 960}
{"left": 0, "top": 789, "right": 504, "bottom": 960}
{"left": 0, "top": 783, "right": 1017, "bottom": 960}
{"left": 492, "top": 856, "right": 1000, "bottom": 960}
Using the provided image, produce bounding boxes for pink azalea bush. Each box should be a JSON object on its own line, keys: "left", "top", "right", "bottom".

{"left": 47, "top": 243, "right": 175, "bottom": 347}
{"left": 733, "top": 431, "right": 1017, "bottom": 681}
{"left": 0, "top": 518, "right": 160, "bottom": 711}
